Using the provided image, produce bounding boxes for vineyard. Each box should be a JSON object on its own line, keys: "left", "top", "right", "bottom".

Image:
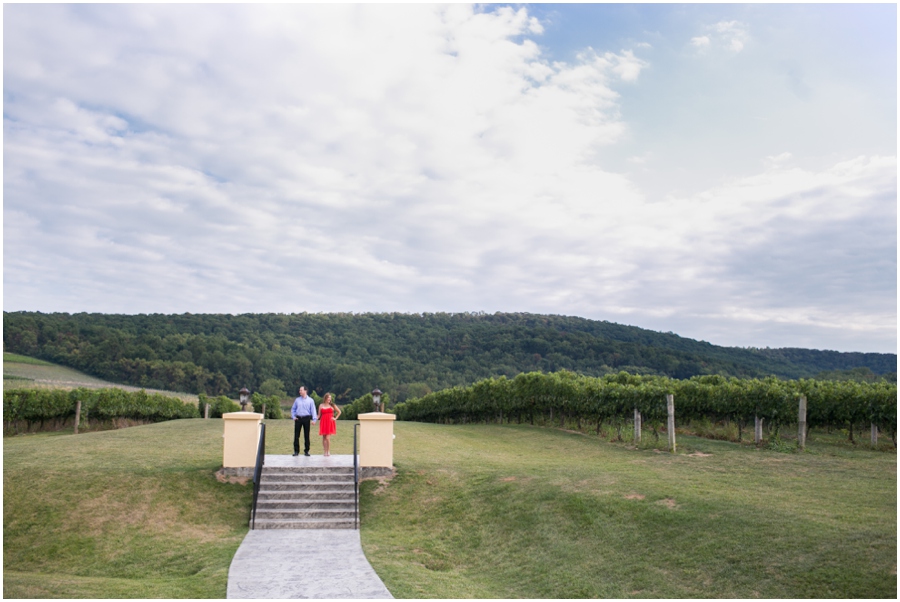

{"left": 394, "top": 371, "right": 898, "bottom": 446}
{"left": 2, "top": 388, "right": 282, "bottom": 435}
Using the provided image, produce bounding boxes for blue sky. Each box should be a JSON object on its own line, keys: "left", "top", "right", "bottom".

{"left": 3, "top": 3, "right": 897, "bottom": 353}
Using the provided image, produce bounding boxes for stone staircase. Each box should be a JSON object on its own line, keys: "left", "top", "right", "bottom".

{"left": 252, "top": 464, "right": 357, "bottom": 530}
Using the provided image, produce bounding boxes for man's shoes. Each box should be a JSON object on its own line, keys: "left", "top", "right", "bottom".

{"left": 304, "top": 452, "right": 310, "bottom": 456}
{"left": 292, "top": 453, "right": 299, "bottom": 457}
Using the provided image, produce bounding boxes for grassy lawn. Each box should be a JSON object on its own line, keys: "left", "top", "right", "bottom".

{"left": 3, "top": 420, "right": 250, "bottom": 598}
{"left": 362, "top": 422, "right": 897, "bottom": 598}
{"left": 4, "top": 417, "right": 896, "bottom": 598}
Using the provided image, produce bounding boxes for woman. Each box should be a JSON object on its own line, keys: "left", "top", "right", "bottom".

{"left": 318, "top": 393, "right": 342, "bottom": 456}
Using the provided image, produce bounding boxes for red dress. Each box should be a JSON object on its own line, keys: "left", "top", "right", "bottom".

{"left": 318, "top": 406, "right": 337, "bottom": 436}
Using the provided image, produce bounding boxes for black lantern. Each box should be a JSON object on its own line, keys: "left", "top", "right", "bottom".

{"left": 239, "top": 387, "right": 251, "bottom": 411}
{"left": 372, "top": 388, "right": 383, "bottom": 412}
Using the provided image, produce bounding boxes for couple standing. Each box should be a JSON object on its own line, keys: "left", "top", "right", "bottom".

{"left": 291, "top": 386, "right": 342, "bottom": 457}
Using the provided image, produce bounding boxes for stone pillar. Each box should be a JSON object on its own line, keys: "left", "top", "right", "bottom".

{"left": 358, "top": 412, "right": 396, "bottom": 474}
{"left": 222, "top": 412, "right": 264, "bottom": 470}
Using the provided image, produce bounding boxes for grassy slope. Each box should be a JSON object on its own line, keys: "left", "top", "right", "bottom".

{"left": 4, "top": 419, "right": 897, "bottom": 598}
{"left": 3, "top": 352, "right": 198, "bottom": 404}
{"left": 364, "top": 423, "right": 897, "bottom": 598}
{"left": 3, "top": 420, "right": 250, "bottom": 598}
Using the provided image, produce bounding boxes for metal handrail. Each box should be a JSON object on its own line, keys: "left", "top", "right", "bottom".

{"left": 353, "top": 422, "right": 360, "bottom": 530}
{"left": 251, "top": 422, "right": 266, "bottom": 530}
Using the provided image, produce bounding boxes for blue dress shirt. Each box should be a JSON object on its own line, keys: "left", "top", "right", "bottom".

{"left": 291, "top": 396, "right": 318, "bottom": 422}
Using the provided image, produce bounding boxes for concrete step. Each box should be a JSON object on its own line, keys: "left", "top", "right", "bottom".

{"left": 261, "top": 466, "right": 355, "bottom": 475}
{"left": 252, "top": 518, "right": 358, "bottom": 530}
{"left": 252, "top": 463, "right": 359, "bottom": 530}
{"left": 257, "top": 491, "right": 355, "bottom": 504}
{"left": 258, "top": 481, "right": 354, "bottom": 492}
{"left": 261, "top": 473, "right": 353, "bottom": 483}
{"left": 258, "top": 490, "right": 354, "bottom": 501}
{"left": 257, "top": 500, "right": 355, "bottom": 510}
{"left": 254, "top": 508, "right": 357, "bottom": 520}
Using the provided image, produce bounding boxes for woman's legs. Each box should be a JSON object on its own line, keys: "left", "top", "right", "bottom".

{"left": 323, "top": 434, "right": 331, "bottom": 456}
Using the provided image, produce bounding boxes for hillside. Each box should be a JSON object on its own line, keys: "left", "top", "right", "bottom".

{"left": 3, "top": 352, "right": 199, "bottom": 403}
{"left": 3, "top": 311, "right": 895, "bottom": 403}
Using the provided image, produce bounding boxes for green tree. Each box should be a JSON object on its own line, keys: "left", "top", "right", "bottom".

{"left": 258, "top": 378, "right": 287, "bottom": 398}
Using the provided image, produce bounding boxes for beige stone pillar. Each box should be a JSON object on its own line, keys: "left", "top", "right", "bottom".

{"left": 358, "top": 412, "right": 396, "bottom": 468}
{"left": 222, "top": 412, "right": 264, "bottom": 468}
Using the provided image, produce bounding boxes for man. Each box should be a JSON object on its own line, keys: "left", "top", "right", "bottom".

{"left": 291, "top": 386, "right": 318, "bottom": 456}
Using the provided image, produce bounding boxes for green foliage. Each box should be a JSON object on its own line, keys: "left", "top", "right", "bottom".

{"left": 250, "top": 392, "right": 284, "bottom": 419}
{"left": 815, "top": 366, "right": 883, "bottom": 382}
{"left": 257, "top": 378, "right": 287, "bottom": 397}
{"left": 4, "top": 312, "right": 894, "bottom": 406}
{"left": 766, "top": 435, "right": 797, "bottom": 453}
{"left": 4, "top": 387, "right": 199, "bottom": 433}
{"left": 199, "top": 394, "right": 240, "bottom": 418}
{"left": 394, "top": 371, "right": 897, "bottom": 445}
{"left": 341, "top": 392, "right": 392, "bottom": 421}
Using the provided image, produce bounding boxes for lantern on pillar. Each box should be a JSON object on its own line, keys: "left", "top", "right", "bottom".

{"left": 372, "top": 388, "right": 383, "bottom": 413}
{"left": 239, "top": 387, "right": 251, "bottom": 411}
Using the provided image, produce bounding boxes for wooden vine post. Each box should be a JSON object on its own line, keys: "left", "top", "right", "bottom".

{"left": 204, "top": 403, "right": 210, "bottom": 419}
{"left": 633, "top": 407, "right": 642, "bottom": 443}
{"left": 798, "top": 395, "right": 807, "bottom": 449}
{"left": 74, "top": 399, "right": 82, "bottom": 435}
{"left": 666, "top": 394, "right": 676, "bottom": 453}
{"left": 754, "top": 415, "right": 764, "bottom": 445}
{"left": 871, "top": 423, "right": 878, "bottom": 448}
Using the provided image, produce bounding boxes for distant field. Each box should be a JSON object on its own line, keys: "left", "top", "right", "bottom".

{"left": 3, "top": 353, "right": 199, "bottom": 404}
{"left": 3, "top": 352, "right": 55, "bottom": 366}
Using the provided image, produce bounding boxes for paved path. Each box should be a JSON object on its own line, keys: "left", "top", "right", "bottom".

{"left": 227, "top": 455, "right": 393, "bottom": 599}
{"left": 263, "top": 453, "right": 356, "bottom": 470}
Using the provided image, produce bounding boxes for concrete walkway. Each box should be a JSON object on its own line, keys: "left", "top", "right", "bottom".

{"left": 263, "top": 453, "right": 356, "bottom": 470}
{"left": 226, "top": 455, "right": 393, "bottom": 599}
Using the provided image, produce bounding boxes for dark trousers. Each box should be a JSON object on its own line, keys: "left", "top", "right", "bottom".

{"left": 293, "top": 416, "right": 311, "bottom": 454}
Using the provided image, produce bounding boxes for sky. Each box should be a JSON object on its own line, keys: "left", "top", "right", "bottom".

{"left": 3, "top": 3, "right": 897, "bottom": 354}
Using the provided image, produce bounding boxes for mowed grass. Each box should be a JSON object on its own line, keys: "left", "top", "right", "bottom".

{"left": 360, "top": 422, "right": 897, "bottom": 598}
{"left": 3, "top": 420, "right": 251, "bottom": 598}
{"left": 3, "top": 353, "right": 199, "bottom": 404}
{"left": 4, "top": 418, "right": 897, "bottom": 598}
{"left": 3, "top": 352, "right": 56, "bottom": 366}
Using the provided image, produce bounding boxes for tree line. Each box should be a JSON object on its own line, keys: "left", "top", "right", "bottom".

{"left": 4, "top": 311, "right": 895, "bottom": 404}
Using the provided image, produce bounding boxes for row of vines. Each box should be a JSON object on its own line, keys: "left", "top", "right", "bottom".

{"left": 3, "top": 386, "right": 287, "bottom": 435}
{"left": 393, "top": 371, "right": 897, "bottom": 445}
{"left": 4, "top": 387, "right": 199, "bottom": 434}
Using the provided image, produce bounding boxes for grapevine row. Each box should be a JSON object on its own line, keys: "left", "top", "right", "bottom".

{"left": 4, "top": 387, "right": 199, "bottom": 433}
{"left": 393, "top": 371, "right": 897, "bottom": 443}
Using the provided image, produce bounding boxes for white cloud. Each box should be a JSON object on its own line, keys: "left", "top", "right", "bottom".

{"left": 3, "top": 4, "right": 896, "bottom": 353}
{"left": 764, "top": 152, "right": 793, "bottom": 165}
{"left": 690, "top": 36, "right": 710, "bottom": 48}
{"left": 4, "top": 4, "right": 645, "bottom": 309}
{"left": 691, "top": 20, "right": 750, "bottom": 54}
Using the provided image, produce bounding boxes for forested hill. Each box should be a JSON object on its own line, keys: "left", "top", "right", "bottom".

{"left": 3, "top": 311, "right": 895, "bottom": 403}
